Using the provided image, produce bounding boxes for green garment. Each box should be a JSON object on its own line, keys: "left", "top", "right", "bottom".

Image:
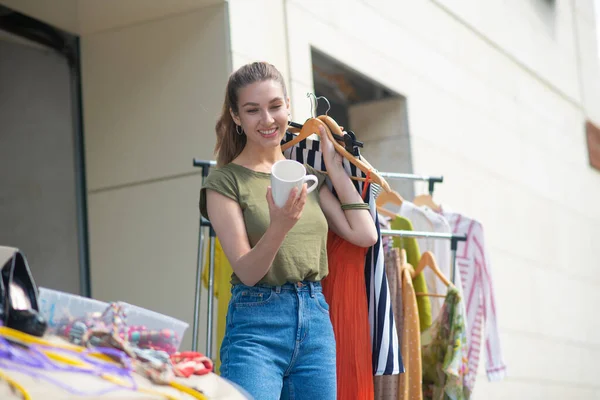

{"left": 199, "top": 162, "right": 328, "bottom": 286}
{"left": 390, "top": 216, "right": 432, "bottom": 331}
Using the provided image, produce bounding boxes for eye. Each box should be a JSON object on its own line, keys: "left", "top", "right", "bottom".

{"left": 247, "top": 109, "right": 258, "bottom": 114}
{"left": 271, "top": 104, "right": 282, "bottom": 110}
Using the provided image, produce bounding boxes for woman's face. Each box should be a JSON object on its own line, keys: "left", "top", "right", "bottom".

{"left": 231, "top": 79, "right": 290, "bottom": 150}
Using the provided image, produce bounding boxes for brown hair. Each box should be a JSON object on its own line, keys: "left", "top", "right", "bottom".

{"left": 214, "top": 62, "right": 288, "bottom": 166}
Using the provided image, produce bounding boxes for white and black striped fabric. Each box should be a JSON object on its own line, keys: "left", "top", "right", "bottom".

{"left": 281, "top": 132, "right": 403, "bottom": 376}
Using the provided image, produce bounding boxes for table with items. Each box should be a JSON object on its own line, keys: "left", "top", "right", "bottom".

{"left": 0, "top": 290, "right": 248, "bottom": 399}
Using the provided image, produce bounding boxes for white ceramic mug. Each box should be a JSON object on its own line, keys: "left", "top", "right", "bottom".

{"left": 270, "top": 160, "right": 319, "bottom": 208}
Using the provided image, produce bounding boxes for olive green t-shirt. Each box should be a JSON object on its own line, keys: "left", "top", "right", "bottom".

{"left": 199, "top": 162, "right": 329, "bottom": 286}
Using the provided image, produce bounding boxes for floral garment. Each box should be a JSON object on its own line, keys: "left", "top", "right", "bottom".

{"left": 421, "top": 287, "right": 470, "bottom": 400}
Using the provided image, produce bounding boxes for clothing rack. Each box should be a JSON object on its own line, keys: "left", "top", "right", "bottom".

{"left": 191, "top": 159, "right": 216, "bottom": 354}
{"left": 380, "top": 229, "right": 467, "bottom": 284}
{"left": 191, "top": 158, "right": 452, "bottom": 357}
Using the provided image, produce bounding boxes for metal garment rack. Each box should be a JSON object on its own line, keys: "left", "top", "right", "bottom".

{"left": 379, "top": 229, "right": 467, "bottom": 284}
{"left": 191, "top": 159, "right": 216, "bottom": 355}
{"left": 378, "top": 172, "right": 443, "bottom": 196}
{"left": 191, "top": 158, "right": 455, "bottom": 357}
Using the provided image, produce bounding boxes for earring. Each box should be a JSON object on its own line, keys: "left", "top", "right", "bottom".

{"left": 236, "top": 125, "right": 244, "bottom": 135}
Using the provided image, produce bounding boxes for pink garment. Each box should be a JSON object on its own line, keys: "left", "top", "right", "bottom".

{"left": 442, "top": 209, "right": 507, "bottom": 390}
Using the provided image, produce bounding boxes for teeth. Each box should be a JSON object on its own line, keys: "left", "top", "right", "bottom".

{"left": 259, "top": 128, "right": 277, "bottom": 135}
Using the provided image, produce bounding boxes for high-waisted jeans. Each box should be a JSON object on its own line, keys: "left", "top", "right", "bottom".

{"left": 220, "top": 281, "right": 337, "bottom": 400}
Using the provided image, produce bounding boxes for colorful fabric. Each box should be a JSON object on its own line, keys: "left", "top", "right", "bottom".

{"left": 421, "top": 286, "right": 470, "bottom": 400}
{"left": 323, "top": 231, "right": 374, "bottom": 400}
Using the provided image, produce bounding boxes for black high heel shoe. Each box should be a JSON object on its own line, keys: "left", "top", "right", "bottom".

{"left": 0, "top": 246, "right": 47, "bottom": 337}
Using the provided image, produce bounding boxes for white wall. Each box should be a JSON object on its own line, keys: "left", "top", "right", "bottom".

{"left": 227, "top": 0, "right": 291, "bottom": 97}
{"left": 280, "top": 0, "right": 600, "bottom": 398}
{"left": 81, "top": 3, "right": 231, "bottom": 351}
{"left": 0, "top": 0, "right": 223, "bottom": 35}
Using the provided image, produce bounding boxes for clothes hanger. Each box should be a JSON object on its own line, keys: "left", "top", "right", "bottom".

{"left": 282, "top": 93, "right": 328, "bottom": 151}
{"left": 413, "top": 193, "right": 441, "bottom": 212}
{"left": 316, "top": 114, "right": 392, "bottom": 192}
{"left": 281, "top": 117, "right": 325, "bottom": 152}
{"left": 376, "top": 206, "right": 397, "bottom": 219}
{"left": 375, "top": 190, "right": 404, "bottom": 208}
{"left": 375, "top": 189, "right": 404, "bottom": 219}
{"left": 282, "top": 93, "right": 391, "bottom": 192}
{"left": 412, "top": 250, "right": 452, "bottom": 295}
{"left": 398, "top": 247, "right": 447, "bottom": 298}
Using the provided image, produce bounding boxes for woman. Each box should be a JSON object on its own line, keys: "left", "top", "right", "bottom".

{"left": 199, "top": 62, "right": 378, "bottom": 400}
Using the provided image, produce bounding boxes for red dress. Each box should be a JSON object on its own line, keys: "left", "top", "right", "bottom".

{"left": 322, "top": 231, "right": 374, "bottom": 400}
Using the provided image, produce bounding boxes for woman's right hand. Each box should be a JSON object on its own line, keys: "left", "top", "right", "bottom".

{"left": 266, "top": 184, "right": 308, "bottom": 234}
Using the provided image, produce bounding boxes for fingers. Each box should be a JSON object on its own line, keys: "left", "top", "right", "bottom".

{"left": 295, "top": 184, "right": 308, "bottom": 209}
{"left": 318, "top": 124, "right": 327, "bottom": 138}
{"left": 284, "top": 187, "right": 299, "bottom": 209}
{"left": 266, "top": 186, "right": 275, "bottom": 208}
{"left": 283, "top": 185, "right": 308, "bottom": 211}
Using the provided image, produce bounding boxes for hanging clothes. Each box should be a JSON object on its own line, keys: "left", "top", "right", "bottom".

{"left": 421, "top": 286, "right": 470, "bottom": 400}
{"left": 440, "top": 209, "right": 507, "bottom": 390}
{"left": 373, "top": 247, "right": 402, "bottom": 400}
{"left": 389, "top": 216, "right": 432, "bottom": 331}
{"left": 201, "top": 237, "right": 233, "bottom": 375}
{"left": 398, "top": 201, "right": 456, "bottom": 321}
{"left": 323, "top": 231, "right": 374, "bottom": 400}
{"left": 282, "top": 132, "right": 402, "bottom": 376}
{"left": 395, "top": 249, "right": 424, "bottom": 400}
{"left": 374, "top": 247, "right": 423, "bottom": 400}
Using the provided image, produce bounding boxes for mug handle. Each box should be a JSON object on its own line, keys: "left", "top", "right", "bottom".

{"left": 303, "top": 175, "right": 319, "bottom": 194}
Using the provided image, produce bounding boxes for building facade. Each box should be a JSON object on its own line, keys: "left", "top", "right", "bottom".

{"left": 1, "top": 0, "right": 599, "bottom": 398}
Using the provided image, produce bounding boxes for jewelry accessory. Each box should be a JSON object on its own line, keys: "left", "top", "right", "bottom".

{"left": 341, "top": 203, "right": 370, "bottom": 210}
{"left": 235, "top": 125, "right": 243, "bottom": 135}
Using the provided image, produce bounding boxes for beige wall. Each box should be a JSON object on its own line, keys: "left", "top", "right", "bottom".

{"left": 281, "top": 0, "right": 600, "bottom": 398}
{"left": 81, "top": 3, "right": 231, "bottom": 351}
{"left": 0, "top": 0, "right": 223, "bottom": 35}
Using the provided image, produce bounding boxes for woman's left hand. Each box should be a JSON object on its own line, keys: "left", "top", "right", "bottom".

{"left": 319, "top": 125, "right": 343, "bottom": 169}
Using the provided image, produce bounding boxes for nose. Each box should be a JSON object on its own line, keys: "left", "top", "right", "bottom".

{"left": 260, "top": 109, "right": 275, "bottom": 125}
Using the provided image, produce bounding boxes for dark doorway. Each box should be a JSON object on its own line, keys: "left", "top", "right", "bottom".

{"left": 0, "top": 5, "right": 90, "bottom": 296}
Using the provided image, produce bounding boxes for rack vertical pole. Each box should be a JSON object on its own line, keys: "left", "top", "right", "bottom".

{"left": 191, "top": 164, "right": 210, "bottom": 352}
{"left": 449, "top": 236, "right": 467, "bottom": 284}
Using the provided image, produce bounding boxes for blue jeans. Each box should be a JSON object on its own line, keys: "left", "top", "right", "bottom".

{"left": 220, "top": 281, "right": 336, "bottom": 400}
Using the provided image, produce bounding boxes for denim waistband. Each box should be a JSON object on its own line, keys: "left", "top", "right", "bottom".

{"left": 235, "top": 281, "right": 322, "bottom": 296}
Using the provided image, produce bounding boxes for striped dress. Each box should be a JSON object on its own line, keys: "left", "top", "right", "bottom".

{"left": 282, "top": 132, "right": 403, "bottom": 376}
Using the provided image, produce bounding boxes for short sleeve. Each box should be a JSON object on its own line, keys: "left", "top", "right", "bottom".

{"left": 199, "top": 167, "right": 239, "bottom": 221}
{"left": 305, "top": 165, "right": 327, "bottom": 192}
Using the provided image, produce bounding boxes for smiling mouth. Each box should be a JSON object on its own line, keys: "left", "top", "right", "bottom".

{"left": 258, "top": 127, "right": 278, "bottom": 137}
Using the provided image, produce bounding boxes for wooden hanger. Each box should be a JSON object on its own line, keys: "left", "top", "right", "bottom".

{"left": 281, "top": 118, "right": 324, "bottom": 152}
{"left": 317, "top": 115, "right": 392, "bottom": 192}
{"left": 375, "top": 188, "right": 404, "bottom": 219}
{"left": 376, "top": 206, "right": 397, "bottom": 219}
{"left": 397, "top": 249, "right": 448, "bottom": 299}
{"left": 413, "top": 193, "right": 441, "bottom": 212}
{"left": 413, "top": 251, "right": 451, "bottom": 287}
{"left": 282, "top": 118, "right": 363, "bottom": 183}
{"left": 375, "top": 190, "right": 404, "bottom": 208}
